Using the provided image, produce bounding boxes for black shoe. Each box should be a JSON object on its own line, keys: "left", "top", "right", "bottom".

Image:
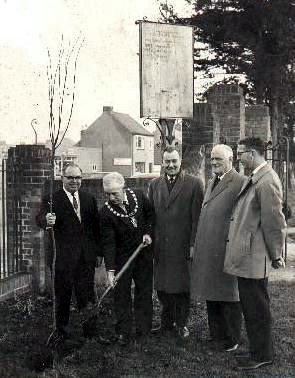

{"left": 46, "top": 329, "right": 68, "bottom": 349}
{"left": 150, "top": 324, "right": 175, "bottom": 335}
{"left": 117, "top": 334, "right": 130, "bottom": 346}
{"left": 237, "top": 358, "right": 273, "bottom": 370}
{"left": 96, "top": 335, "right": 111, "bottom": 345}
{"left": 234, "top": 350, "right": 250, "bottom": 359}
{"left": 82, "top": 316, "right": 97, "bottom": 339}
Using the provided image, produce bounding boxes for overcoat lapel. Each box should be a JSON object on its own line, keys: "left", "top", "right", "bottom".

{"left": 236, "top": 163, "right": 272, "bottom": 198}
{"left": 167, "top": 171, "right": 185, "bottom": 207}
{"left": 78, "top": 191, "right": 87, "bottom": 224}
{"left": 203, "top": 170, "right": 236, "bottom": 205}
{"left": 58, "top": 190, "right": 81, "bottom": 223}
{"left": 157, "top": 176, "right": 170, "bottom": 209}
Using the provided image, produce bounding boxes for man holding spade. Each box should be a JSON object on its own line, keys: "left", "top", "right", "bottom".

{"left": 100, "top": 172, "right": 154, "bottom": 346}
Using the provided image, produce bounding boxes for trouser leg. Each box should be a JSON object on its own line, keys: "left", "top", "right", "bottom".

{"left": 74, "top": 254, "right": 96, "bottom": 311}
{"left": 133, "top": 256, "right": 153, "bottom": 335}
{"left": 54, "top": 268, "right": 73, "bottom": 333}
{"left": 157, "top": 291, "right": 175, "bottom": 329}
{"left": 114, "top": 265, "right": 133, "bottom": 336}
{"left": 174, "top": 292, "right": 190, "bottom": 328}
{"left": 221, "top": 301, "right": 242, "bottom": 345}
{"left": 238, "top": 277, "right": 273, "bottom": 361}
{"left": 206, "top": 300, "right": 226, "bottom": 340}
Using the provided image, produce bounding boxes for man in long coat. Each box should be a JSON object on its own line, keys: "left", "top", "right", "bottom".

{"left": 191, "top": 144, "right": 246, "bottom": 351}
{"left": 224, "top": 137, "right": 286, "bottom": 370}
{"left": 148, "top": 146, "right": 204, "bottom": 338}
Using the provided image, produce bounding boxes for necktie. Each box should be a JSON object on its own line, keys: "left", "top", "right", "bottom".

{"left": 167, "top": 177, "right": 175, "bottom": 193}
{"left": 72, "top": 193, "right": 78, "bottom": 211}
{"left": 212, "top": 176, "right": 220, "bottom": 191}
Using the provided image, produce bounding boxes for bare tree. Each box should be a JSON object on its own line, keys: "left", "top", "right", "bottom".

{"left": 46, "top": 33, "right": 84, "bottom": 343}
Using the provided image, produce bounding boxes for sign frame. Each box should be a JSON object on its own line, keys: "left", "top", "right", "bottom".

{"left": 139, "top": 21, "right": 194, "bottom": 119}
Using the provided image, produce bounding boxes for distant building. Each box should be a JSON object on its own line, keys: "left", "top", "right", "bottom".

{"left": 46, "top": 138, "right": 102, "bottom": 178}
{"left": 77, "top": 106, "right": 154, "bottom": 177}
{"left": 54, "top": 146, "right": 102, "bottom": 178}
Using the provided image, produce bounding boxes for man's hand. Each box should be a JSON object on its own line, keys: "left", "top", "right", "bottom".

{"left": 107, "top": 270, "right": 116, "bottom": 287}
{"left": 143, "top": 234, "right": 152, "bottom": 246}
{"left": 46, "top": 213, "right": 56, "bottom": 227}
{"left": 187, "top": 246, "right": 194, "bottom": 261}
{"left": 271, "top": 256, "right": 286, "bottom": 269}
{"left": 96, "top": 256, "right": 103, "bottom": 268}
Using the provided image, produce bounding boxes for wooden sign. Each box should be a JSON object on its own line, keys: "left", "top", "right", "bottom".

{"left": 139, "top": 22, "right": 194, "bottom": 119}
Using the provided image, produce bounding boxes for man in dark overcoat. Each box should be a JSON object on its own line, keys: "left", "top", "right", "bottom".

{"left": 224, "top": 137, "right": 286, "bottom": 370}
{"left": 191, "top": 144, "right": 246, "bottom": 351}
{"left": 148, "top": 146, "right": 204, "bottom": 339}
{"left": 36, "top": 162, "right": 101, "bottom": 341}
{"left": 100, "top": 172, "right": 154, "bottom": 346}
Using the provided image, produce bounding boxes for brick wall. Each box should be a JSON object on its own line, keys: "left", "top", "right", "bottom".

{"left": 182, "top": 84, "right": 270, "bottom": 185}
{"left": 245, "top": 105, "right": 271, "bottom": 141}
{"left": 6, "top": 145, "right": 51, "bottom": 291}
{"left": 206, "top": 83, "right": 245, "bottom": 147}
{"left": 182, "top": 102, "right": 220, "bottom": 183}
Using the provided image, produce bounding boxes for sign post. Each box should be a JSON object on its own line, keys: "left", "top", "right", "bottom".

{"left": 138, "top": 21, "right": 194, "bottom": 149}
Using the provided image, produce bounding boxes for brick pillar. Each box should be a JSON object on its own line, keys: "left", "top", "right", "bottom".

{"left": 245, "top": 105, "right": 271, "bottom": 141}
{"left": 6, "top": 145, "right": 51, "bottom": 292}
{"left": 182, "top": 103, "right": 220, "bottom": 184}
{"left": 207, "top": 84, "right": 245, "bottom": 148}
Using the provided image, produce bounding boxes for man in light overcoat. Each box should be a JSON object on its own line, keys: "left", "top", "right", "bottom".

{"left": 148, "top": 146, "right": 204, "bottom": 339}
{"left": 224, "top": 137, "right": 287, "bottom": 371}
{"left": 191, "top": 144, "right": 246, "bottom": 351}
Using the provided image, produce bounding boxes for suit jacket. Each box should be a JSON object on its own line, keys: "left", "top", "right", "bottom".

{"left": 148, "top": 171, "right": 204, "bottom": 293}
{"left": 36, "top": 189, "right": 101, "bottom": 270}
{"left": 191, "top": 169, "right": 246, "bottom": 301}
{"left": 100, "top": 189, "right": 154, "bottom": 271}
{"left": 224, "top": 164, "right": 287, "bottom": 279}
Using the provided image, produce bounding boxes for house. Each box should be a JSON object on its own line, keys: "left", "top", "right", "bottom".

{"left": 77, "top": 106, "right": 154, "bottom": 177}
{"left": 45, "top": 137, "right": 103, "bottom": 178}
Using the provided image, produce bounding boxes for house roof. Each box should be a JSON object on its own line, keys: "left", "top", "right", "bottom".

{"left": 86, "top": 107, "right": 153, "bottom": 137}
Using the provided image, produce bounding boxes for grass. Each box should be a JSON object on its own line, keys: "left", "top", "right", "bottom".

{"left": 0, "top": 282, "right": 294, "bottom": 378}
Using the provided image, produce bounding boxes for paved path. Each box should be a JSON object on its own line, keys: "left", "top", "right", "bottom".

{"left": 269, "top": 228, "right": 295, "bottom": 282}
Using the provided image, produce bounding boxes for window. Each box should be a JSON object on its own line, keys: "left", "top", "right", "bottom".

{"left": 92, "top": 164, "right": 97, "bottom": 172}
{"left": 149, "top": 163, "right": 153, "bottom": 173}
{"left": 135, "top": 162, "right": 145, "bottom": 173}
{"left": 135, "top": 136, "right": 144, "bottom": 149}
{"left": 149, "top": 138, "right": 153, "bottom": 150}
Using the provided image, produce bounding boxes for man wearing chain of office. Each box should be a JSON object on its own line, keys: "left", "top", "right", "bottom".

{"left": 100, "top": 172, "right": 154, "bottom": 346}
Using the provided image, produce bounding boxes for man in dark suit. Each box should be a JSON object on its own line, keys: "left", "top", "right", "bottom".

{"left": 224, "top": 137, "right": 286, "bottom": 370}
{"left": 148, "top": 146, "right": 204, "bottom": 339}
{"left": 100, "top": 172, "right": 154, "bottom": 346}
{"left": 36, "top": 162, "right": 101, "bottom": 342}
{"left": 191, "top": 144, "right": 245, "bottom": 351}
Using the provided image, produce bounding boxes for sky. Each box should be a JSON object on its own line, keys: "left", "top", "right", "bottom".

{"left": 0, "top": 0, "right": 192, "bottom": 145}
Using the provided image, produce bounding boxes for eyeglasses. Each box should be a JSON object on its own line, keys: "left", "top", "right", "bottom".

{"left": 64, "top": 176, "right": 82, "bottom": 180}
{"left": 237, "top": 150, "right": 252, "bottom": 156}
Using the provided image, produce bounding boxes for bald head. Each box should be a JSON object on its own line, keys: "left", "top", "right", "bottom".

{"left": 210, "top": 144, "right": 233, "bottom": 176}
{"left": 211, "top": 144, "right": 233, "bottom": 159}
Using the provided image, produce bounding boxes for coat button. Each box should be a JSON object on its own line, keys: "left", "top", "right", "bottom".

{"left": 230, "top": 217, "right": 234, "bottom": 221}
{"left": 226, "top": 239, "right": 229, "bottom": 243}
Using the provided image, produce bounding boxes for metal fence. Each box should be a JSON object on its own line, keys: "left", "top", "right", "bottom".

{"left": 265, "top": 136, "right": 290, "bottom": 261}
{"left": 0, "top": 157, "right": 24, "bottom": 279}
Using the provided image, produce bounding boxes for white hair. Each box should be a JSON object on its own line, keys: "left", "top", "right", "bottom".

{"left": 211, "top": 144, "right": 233, "bottom": 159}
{"left": 103, "top": 172, "right": 125, "bottom": 191}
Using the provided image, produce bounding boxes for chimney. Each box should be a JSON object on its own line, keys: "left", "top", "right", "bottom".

{"left": 103, "top": 106, "right": 113, "bottom": 112}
